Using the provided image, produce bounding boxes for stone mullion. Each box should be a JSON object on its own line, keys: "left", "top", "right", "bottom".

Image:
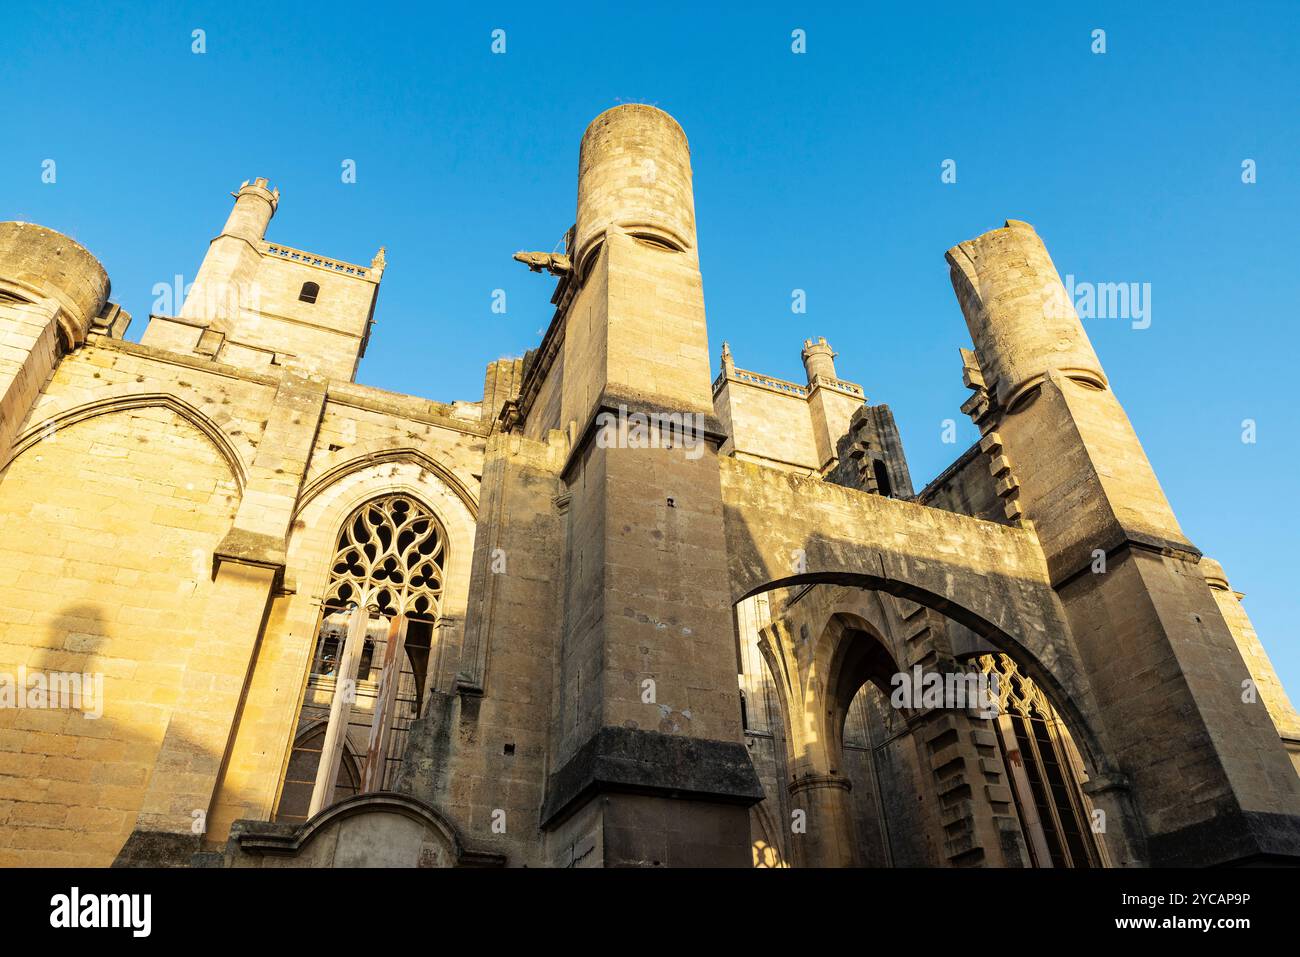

{"left": 1041, "top": 708, "right": 1105, "bottom": 866}
{"left": 360, "top": 614, "right": 409, "bottom": 792}
{"left": 1018, "top": 703, "right": 1075, "bottom": 867}
{"left": 309, "top": 603, "right": 370, "bottom": 816}
{"left": 995, "top": 708, "right": 1054, "bottom": 867}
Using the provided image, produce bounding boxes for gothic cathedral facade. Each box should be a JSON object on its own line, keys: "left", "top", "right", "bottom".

{"left": 1, "top": 105, "right": 1298, "bottom": 868}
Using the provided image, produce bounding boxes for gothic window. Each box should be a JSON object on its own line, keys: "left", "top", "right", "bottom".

{"left": 977, "top": 654, "right": 1106, "bottom": 867}
{"left": 299, "top": 281, "right": 320, "bottom": 304}
{"left": 321, "top": 495, "right": 443, "bottom": 624}
{"left": 277, "top": 495, "right": 446, "bottom": 822}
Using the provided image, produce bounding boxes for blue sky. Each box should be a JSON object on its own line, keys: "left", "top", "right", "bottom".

{"left": 5, "top": 2, "right": 1299, "bottom": 694}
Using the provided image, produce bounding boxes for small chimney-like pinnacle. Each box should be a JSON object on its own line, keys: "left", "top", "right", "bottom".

{"left": 801, "top": 336, "right": 838, "bottom": 382}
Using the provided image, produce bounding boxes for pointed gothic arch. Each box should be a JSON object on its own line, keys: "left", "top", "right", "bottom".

{"left": 280, "top": 492, "right": 449, "bottom": 820}
{"left": 5, "top": 393, "right": 249, "bottom": 491}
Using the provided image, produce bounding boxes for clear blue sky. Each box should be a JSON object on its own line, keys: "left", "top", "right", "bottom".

{"left": 5, "top": 2, "right": 1299, "bottom": 696}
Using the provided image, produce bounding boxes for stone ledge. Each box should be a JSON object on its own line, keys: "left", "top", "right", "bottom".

{"left": 559, "top": 385, "right": 729, "bottom": 482}
{"left": 1146, "top": 808, "right": 1300, "bottom": 867}
{"left": 1053, "top": 531, "right": 1203, "bottom": 590}
{"left": 213, "top": 528, "right": 287, "bottom": 584}
{"left": 111, "top": 829, "right": 203, "bottom": 868}
{"left": 540, "top": 726, "right": 765, "bottom": 828}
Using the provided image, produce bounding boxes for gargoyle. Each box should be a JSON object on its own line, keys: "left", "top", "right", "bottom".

{"left": 513, "top": 251, "right": 572, "bottom": 276}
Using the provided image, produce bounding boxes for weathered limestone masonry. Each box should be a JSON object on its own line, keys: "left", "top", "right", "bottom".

{"left": 0, "top": 224, "right": 118, "bottom": 459}
{"left": 1, "top": 106, "right": 1298, "bottom": 868}
{"left": 507, "top": 105, "right": 763, "bottom": 866}
{"left": 946, "top": 220, "right": 1300, "bottom": 865}
{"left": 141, "top": 176, "right": 384, "bottom": 382}
{"left": 1202, "top": 558, "right": 1300, "bottom": 776}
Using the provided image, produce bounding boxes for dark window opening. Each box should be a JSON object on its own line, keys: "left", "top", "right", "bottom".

{"left": 299, "top": 281, "right": 320, "bottom": 304}
{"left": 1031, "top": 711, "right": 1093, "bottom": 868}
{"left": 404, "top": 617, "right": 435, "bottom": 715}
{"left": 872, "top": 459, "right": 893, "bottom": 498}
{"left": 357, "top": 638, "right": 375, "bottom": 682}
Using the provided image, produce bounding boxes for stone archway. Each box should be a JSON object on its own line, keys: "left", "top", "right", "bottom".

{"left": 720, "top": 455, "right": 1111, "bottom": 777}
{"left": 741, "top": 574, "right": 1143, "bottom": 867}
{"left": 754, "top": 604, "right": 922, "bottom": 868}
{"left": 719, "top": 452, "right": 1156, "bottom": 865}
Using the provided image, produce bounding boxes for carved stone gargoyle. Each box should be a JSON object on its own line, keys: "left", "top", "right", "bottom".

{"left": 512, "top": 251, "right": 572, "bottom": 276}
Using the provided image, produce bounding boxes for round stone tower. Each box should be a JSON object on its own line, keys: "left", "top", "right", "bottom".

{"left": 573, "top": 104, "right": 696, "bottom": 278}
{"left": 945, "top": 219, "right": 1107, "bottom": 409}
{"left": 0, "top": 221, "right": 110, "bottom": 348}
{"left": 220, "top": 177, "right": 279, "bottom": 244}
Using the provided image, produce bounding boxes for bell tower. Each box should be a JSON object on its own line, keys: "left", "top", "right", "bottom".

{"left": 142, "top": 179, "right": 384, "bottom": 381}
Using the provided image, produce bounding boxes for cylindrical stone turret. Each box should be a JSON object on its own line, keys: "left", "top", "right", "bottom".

{"left": 0, "top": 221, "right": 110, "bottom": 347}
{"left": 177, "top": 178, "right": 278, "bottom": 325}
{"left": 573, "top": 104, "right": 696, "bottom": 277}
{"left": 220, "top": 177, "right": 279, "bottom": 244}
{"left": 801, "top": 336, "right": 837, "bottom": 382}
{"left": 946, "top": 220, "right": 1106, "bottom": 409}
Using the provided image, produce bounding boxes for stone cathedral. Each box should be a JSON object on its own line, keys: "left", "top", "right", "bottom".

{"left": 1, "top": 105, "right": 1299, "bottom": 869}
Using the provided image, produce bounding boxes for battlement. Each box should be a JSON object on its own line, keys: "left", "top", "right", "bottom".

{"left": 713, "top": 365, "right": 809, "bottom": 398}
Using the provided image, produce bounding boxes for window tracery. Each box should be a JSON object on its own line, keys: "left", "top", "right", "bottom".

{"left": 276, "top": 495, "right": 446, "bottom": 822}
